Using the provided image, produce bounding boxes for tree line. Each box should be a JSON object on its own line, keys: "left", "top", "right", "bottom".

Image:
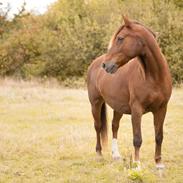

{"left": 0, "top": 0, "right": 182, "bottom": 84}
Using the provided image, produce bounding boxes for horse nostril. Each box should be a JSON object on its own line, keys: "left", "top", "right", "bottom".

{"left": 102, "top": 63, "right": 106, "bottom": 68}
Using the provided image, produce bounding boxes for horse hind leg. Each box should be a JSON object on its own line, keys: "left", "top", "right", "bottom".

{"left": 91, "top": 101, "right": 107, "bottom": 156}
{"left": 112, "top": 111, "right": 122, "bottom": 160}
{"left": 153, "top": 105, "right": 167, "bottom": 169}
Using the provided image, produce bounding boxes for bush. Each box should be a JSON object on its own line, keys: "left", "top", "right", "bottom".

{"left": 0, "top": 0, "right": 182, "bottom": 84}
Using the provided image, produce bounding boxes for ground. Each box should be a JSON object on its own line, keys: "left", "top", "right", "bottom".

{"left": 0, "top": 79, "right": 182, "bottom": 183}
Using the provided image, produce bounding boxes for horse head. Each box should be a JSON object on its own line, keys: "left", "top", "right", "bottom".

{"left": 102, "top": 16, "right": 155, "bottom": 74}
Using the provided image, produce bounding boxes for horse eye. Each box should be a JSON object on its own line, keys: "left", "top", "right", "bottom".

{"left": 117, "top": 37, "right": 124, "bottom": 42}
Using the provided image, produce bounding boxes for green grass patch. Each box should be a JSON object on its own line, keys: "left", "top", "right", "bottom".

{"left": 0, "top": 80, "right": 182, "bottom": 182}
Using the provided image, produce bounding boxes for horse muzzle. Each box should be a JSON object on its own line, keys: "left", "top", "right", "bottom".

{"left": 102, "top": 62, "right": 118, "bottom": 74}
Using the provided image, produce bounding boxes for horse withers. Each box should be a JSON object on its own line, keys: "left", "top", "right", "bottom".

{"left": 87, "top": 16, "right": 172, "bottom": 169}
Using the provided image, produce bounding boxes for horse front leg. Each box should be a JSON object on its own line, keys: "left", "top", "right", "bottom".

{"left": 112, "top": 111, "right": 122, "bottom": 160}
{"left": 131, "top": 103, "right": 143, "bottom": 169}
{"left": 153, "top": 105, "right": 167, "bottom": 169}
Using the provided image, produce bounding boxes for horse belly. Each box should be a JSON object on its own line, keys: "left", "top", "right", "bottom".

{"left": 109, "top": 102, "right": 131, "bottom": 114}
{"left": 102, "top": 93, "right": 131, "bottom": 114}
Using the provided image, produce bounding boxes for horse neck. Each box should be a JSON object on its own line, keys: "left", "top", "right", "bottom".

{"left": 142, "top": 36, "right": 170, "bottom": 82}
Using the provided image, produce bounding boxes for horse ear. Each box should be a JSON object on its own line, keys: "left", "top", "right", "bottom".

{"left": 123, "top": 15, "right": 132, "bottom": 28}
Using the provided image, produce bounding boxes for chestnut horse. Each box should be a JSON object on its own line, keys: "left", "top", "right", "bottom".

{"left": 87, "top": 16, "right": 172, "bottom": 169}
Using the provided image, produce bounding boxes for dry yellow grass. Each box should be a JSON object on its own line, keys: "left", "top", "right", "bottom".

{"left": 0, "top": 79, "right": 182, "bottom": 183}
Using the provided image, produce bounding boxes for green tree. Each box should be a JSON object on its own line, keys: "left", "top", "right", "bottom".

{"left": 0, "top": 0, "right": 182, "bottom": 84}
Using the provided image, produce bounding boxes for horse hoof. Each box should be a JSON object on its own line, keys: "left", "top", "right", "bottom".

{"left": 96, "top": 151, "right": 102, "bottom": 156}
{"left": 112, "top": 155, "right": 121, "bottom": 161}
{"left": 112, "top": 152, "right": 121, "bottom": 161}
{"left": 96, "top": 152, "right": 103, "bottom": 161}
{"left": 156, "top": 163, "right": 165, "bottom": 170}
{"left": 132, "top": 161, "right": 141, "bottom": 171}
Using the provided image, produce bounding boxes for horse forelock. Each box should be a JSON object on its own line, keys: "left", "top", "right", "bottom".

{"left": 107, "top": 21, "right": 156, "bottom": 50}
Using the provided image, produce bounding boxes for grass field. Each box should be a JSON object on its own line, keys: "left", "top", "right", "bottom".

{"left": 0, "top": 79, "right": 182, "bottom": 183}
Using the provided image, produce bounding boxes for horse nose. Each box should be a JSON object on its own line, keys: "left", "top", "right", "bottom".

{"left": 102, "top": 63, "right": 106, "bottom": 69}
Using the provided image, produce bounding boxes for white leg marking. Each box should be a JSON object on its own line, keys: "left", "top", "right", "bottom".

{"left": 112, "top": 138, "right": 121, "bottom": 160}
{"left": 156, "top": 163, "right": 165, "bottom": 169}
{"left": 156, "top": 163, "right": 165, "bottom": 177}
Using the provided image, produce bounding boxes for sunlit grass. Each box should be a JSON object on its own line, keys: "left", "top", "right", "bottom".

{"left": 0, "top": 79, "right": 182, "bottom": 182}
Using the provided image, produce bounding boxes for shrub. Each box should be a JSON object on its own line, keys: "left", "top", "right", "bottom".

{"left": 0, "top": 0, "right": 182, "bottom": 84}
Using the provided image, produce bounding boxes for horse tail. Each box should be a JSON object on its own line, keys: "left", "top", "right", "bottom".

{"left": 100, "top": 102, "right": 108, "bottom": 148}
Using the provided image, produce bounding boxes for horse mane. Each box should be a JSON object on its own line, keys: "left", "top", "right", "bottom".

{"left": 133, "top": 21, "right": 156, "bottom": 38}
{"left": 108, "top": 21, "right": 156, "bottom": 50}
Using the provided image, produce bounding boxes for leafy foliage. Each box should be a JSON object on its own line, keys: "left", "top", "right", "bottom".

{"left": 0, "top": 0, "right": 182, "bottom": 84}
